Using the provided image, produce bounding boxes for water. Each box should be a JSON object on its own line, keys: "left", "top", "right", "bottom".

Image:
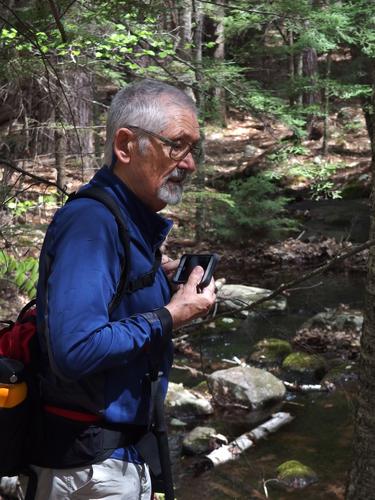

{"left": 172, "top": 271, "right": 365, "bottom": 499}
{"left": 175, "top": 391, "right": 354, "bottom": 499}
{"left": 192, "top": 272, "right": 365, "bottom": 363}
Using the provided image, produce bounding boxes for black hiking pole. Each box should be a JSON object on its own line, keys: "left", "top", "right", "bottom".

{"left": 152, "top": 378, "right": 174, "bottom": 500}
{"left": 23, "top": 467, "right": 38, "bottom": 500}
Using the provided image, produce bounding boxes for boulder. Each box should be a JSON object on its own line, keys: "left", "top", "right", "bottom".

{"left": 208, "top": 366, "right": 286, "bottom": 411}
{"left": 217, "top": 284, "right": 287, "bottom": 317}
{"left": 276, "top": 460, "right": 318, "bottom": 489}
{"left": 165, "top": 382, "right": 213, "bottom": 417}
{"left": 250, "top": 338, "right": 292, "bottom": 365}
{"left": 282, "top": 352, "right": 327, "bottom": 383}
{"left": 182, "top": 426, "right": 227, "bottom": 455}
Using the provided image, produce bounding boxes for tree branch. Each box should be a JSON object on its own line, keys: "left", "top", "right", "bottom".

{"left": 184, "top": 239, "right": 375, "bottom": 330}
{"left": 0, "top": 2, "right": 84, "bottom": 171}
{"left": 47, "top": 0, "right": 68, "bottom": 43}
{"left": 0, "top": 158, "right": 68, "bottom": 195}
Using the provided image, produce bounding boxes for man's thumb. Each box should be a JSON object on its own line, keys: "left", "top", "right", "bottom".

{"left": 188, "top": 265, "right": 204, "bottom": 286}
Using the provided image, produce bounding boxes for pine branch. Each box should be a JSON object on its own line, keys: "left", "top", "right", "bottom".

{"left": 199, "top": 0, "right": 305, "bottom": 20}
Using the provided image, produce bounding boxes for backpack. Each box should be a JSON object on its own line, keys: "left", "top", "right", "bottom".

{"left": 0, "top": 186, "right": 162, "bottom": 478}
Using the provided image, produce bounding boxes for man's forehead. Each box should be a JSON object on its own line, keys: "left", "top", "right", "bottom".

{"left": 162, "top": 106, "right": 200, "bottom": 136}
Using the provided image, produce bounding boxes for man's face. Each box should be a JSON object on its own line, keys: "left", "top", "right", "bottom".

{"left": 114, "top": 105, "right": 200, "bottom": 212}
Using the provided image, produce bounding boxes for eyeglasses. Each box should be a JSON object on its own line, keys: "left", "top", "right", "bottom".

{"left": 126, "top": 125, "right": 200, "bottom": 162}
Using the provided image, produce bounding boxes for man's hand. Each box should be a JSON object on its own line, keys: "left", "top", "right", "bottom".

{"left": 161, "top": 255, "right": 180, "bottom": 282}
{"left": 164, "top": 266, "right": 216, "bottom": 330}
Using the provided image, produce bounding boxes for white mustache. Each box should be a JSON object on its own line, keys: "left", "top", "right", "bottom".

{"left": 167, "top": 168, "right": 189, "bottom": 182}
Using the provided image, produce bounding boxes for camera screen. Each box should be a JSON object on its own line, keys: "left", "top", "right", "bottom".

{"left": 178, "top": 255, "right": 212, "bottom": 282}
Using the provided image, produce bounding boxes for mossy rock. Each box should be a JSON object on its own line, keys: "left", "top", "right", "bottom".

{"left": 277, "top": 460, "right": 318, "bottom": 489}
{"left": 182, "top": 426, "right": 218, "bottom": 455}
{"left": 250, "top": 338, "right": 292, "bottom": 365}
{"left": 282, "top": 352, "right": 327, "bottom": 383}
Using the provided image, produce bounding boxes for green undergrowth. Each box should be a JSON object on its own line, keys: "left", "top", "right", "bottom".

{"left": 0, "top": 250, "right": 39, "bottom": 298}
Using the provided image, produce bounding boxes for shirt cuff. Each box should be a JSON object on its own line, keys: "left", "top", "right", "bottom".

{"left": 153, "top": 307, "right": 173, "bottom": 339}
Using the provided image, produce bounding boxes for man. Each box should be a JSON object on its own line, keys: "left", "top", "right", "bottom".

{"left": 34, "top": 79, "right": 216, "bottom": 499}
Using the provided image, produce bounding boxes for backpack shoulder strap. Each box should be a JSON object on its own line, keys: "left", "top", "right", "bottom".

{"left": 66, "top": 186, "right": 131, "bottom": 314}
{"left": 67, "top": 186, "right": 162, "bottom": 313}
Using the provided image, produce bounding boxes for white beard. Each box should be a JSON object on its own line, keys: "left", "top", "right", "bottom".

{"left": 157, "top": 168, "right": 189, "bottom": 205}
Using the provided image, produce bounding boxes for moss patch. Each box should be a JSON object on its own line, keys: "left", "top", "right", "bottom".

{"left": 282, "top": 352, "right": 326, "bottom": 372}
{"left": 250, "top": 338, "right": 292, "bottom": 364}
{"left": 277, "top": 460, "right": 318, "bottom": 488}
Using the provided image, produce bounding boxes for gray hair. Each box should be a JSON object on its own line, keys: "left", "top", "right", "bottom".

{"left": 103, "top": 79, "right": 197, "bottom": 165}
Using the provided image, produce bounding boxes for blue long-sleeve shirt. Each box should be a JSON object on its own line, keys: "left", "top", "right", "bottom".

{"left": 36, "top": 166, "right": 174, "bottom": 462}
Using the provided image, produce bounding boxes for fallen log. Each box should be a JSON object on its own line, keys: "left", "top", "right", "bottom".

{"left": 197, "top": 412, "right": 294, "bottom": 471}
{"left": 207, "top": 134, "right": 294, "bottom": 189}
{"left": 283, "top": 380, "right": 334, "bottom": 393}
{"left": 207, "top": 145, "right": 276, "bottom": 189}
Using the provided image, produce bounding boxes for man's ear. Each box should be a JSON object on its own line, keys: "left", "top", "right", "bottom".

{"left": 113, "top": 128, "right": 135, "bottom": 165}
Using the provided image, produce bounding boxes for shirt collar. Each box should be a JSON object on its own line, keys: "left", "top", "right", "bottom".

{"left": 90, "top": 166, "right": 173, "bottom": 248}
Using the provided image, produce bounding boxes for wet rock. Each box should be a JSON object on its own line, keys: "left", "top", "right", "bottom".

{"left": 208, "top": 366, "right": 286, "bottom": 411}
{"left": 301, "top": 308, "right": 363, "bottom": 332}
{"left": 322, "top": 363, "right": 358, "bottom": 386}
{"left": 170, "top": 364, "right": 206, "bottom": 387}
{"left": 282, "top": 352, "right": 327, "bottom": 383}
{"left": 250, "top": 338, "right": 292, "bottom": 365}
{"left": 166, "top": 382, "right": 213, "bottom": 417}
{"left": 276, "top": 460, "right": 318, "bottom": 489}
{"left": 217, "top": 284, "right": 287, "bottom": 317}
{"left": 170, "top": 418, "right": 188, "bottom": 428}
{"left": 182, "top": 426, "right": 226, "bottom": 455}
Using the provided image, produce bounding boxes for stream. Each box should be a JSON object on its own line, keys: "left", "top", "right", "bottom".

{"left": 172, "top": 271, "right": 365, "bottom": 499}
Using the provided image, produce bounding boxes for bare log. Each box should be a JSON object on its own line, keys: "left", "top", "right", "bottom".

{"left": 207, "top": 144, "right": 278, "bottom": 189}
{"left": 283, "top": 381, "right": 334, "bottom": 393}
{"left": 201, "top": 412, "right": 294, "bottom": 469}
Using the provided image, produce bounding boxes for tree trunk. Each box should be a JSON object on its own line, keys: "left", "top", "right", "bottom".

{"left": 181, "top": 0, "right": 193, "bottom": 55}
{"left": 303, "top": 47, "right": 320, "bottom": 107}
{"left": 192, "top": 0, "right": 206, "bottom": 242}
{"left": 54, "top": 95, "right": 67, "bottom": 193}
{"left": 346, "top": 68, "right": 375, "bottom": 500}
{"left": 213, "top": 0, "right": 226, "bottom": 127}
{"left": 66, "top": 69, "right": 95, "bottom": 180}
{"left": 322, "top": 53, "right": 331, "bottom": 155}
{"left": 296, "top": 52, "right": 303, "bottom": 106}
{"left": 288, "top": 30, "right": 295, "bottom": 107}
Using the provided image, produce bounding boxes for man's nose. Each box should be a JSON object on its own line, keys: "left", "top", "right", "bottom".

{"left": 178, "top": 152, "right": 197, "bottom": 172}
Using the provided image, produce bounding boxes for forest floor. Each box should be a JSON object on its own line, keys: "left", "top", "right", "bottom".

{"left": 164, "top": 103, "right": 372, "bottom": 284}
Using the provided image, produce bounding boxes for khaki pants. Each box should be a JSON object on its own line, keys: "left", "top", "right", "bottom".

{"left": 31, "top": 458, "right": 152, "bottom": 500}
